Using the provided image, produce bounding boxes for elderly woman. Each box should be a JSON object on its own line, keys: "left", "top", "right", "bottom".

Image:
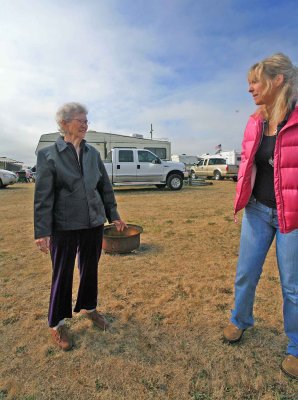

{"left": 34, "top": 102, "right": 126, "bottom": 351}
{"left": 223, "top": 54, "right": 298, "bottom": 379}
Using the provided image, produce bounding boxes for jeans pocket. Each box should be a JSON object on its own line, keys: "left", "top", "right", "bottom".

{"left": 247, "top": 194, "right": 256, "bottom": 205}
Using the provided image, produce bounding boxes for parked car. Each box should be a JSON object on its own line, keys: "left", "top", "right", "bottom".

{"left": 0, "top": 169, "right": 18, "bottom": 188}
{"left": 30, "top": 165, "right": 36, "bottom": 181}
{"left": 190, "top": 155, "right": 238, "bottom": 181}
{"left": 104, "top": 148, "right": 188, "bottom": 190}
{"left": 25, "top": 169, "right": 35, "bottom": 181}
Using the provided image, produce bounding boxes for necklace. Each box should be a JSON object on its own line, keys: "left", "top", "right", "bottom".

{"left": 268, "top": 155, "right": 274, "bottom": 167}
{"left": 265, "top": 120, "right": 276, "bottom": 167}
{"left": 266, "top": 120, "right": 277, "bottom": 136}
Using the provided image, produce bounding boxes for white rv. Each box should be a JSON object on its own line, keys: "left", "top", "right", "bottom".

{"left": 171, "top": 154, "right": 199, "bottom": 167}
{"left": 35, "top": 131, "right": 171, "bottom": 160}
{"left": 219, "top": 150, "right": 241, "bottom": 166}
{"left": 201, "top": 150, "right": 241, "bottom": 166}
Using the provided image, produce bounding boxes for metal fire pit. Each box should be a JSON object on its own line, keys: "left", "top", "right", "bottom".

{"left": 102, "top": 224, "right": 143, "bottom": 254}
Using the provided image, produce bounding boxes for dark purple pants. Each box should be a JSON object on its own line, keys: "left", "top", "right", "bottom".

{"left": 48, "top": 225, "right": 104, "bottom": 328}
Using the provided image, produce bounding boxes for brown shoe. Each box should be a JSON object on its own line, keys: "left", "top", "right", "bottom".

{"left": 83, "top": 310, "right": 110, "bottom": 330}
{"left": 281, "top": 355, "right": 298, "bottom": 379}
{"left": 49, "top": 325, "right": 73, "bottom": 351}
{"left": 223, "top": 322, "right": 245, "bottom": 343}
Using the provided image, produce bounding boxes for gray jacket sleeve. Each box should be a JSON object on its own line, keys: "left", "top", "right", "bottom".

{"left": 34, "top": 150, "right": 55, "bottom": 239}
{"left": 97, "top": 156, "right": 120, "bottom": 223}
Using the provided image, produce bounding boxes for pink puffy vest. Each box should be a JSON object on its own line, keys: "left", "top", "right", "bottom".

{"left": 234, "top": 106, "right": 298, "bottom": 233}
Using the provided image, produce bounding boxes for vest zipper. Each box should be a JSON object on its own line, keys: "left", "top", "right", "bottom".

{"left": 256, "top": 120, "right": 266, "bottom": 150}
{"left": 234, "top": 119, "right": 265, "bottom": 218}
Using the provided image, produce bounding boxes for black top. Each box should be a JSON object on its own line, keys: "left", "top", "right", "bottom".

{"left": 66, "top": 140, "right": 85, "bottom": 174}
{"left": 253, "top": 134, "right": 277, "bottom": 209}
{"left": 252, "top": 102, "right": 297, "bottom": 209}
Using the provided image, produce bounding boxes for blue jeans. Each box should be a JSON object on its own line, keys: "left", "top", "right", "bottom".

{"left": 231, "top": 197, "right": 298, "bottom": 357}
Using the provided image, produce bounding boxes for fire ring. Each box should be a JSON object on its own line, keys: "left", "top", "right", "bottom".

{"left": 102, "top": 224, "right": 143, "bottom": 254}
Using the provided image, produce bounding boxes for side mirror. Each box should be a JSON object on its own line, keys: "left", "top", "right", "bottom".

{"left": 152, "top": 158, "right": 161, "bottom": 164}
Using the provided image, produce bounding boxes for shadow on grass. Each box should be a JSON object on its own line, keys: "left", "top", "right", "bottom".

{"left": 0, "top": 185, "right": 29, "bottom": 191}
{"left": 113, "top": 184, "right": 215, "bottom": 194}
{"left": 103, "top": 242, "right": 162, "bottom": 257}
{"left": 114, "top": 186, "right": 169, "bottom": 193}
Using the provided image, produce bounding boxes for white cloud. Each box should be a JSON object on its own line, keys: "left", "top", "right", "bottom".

{"left": 0, "top": 0, "right": 297, "bottom": 165}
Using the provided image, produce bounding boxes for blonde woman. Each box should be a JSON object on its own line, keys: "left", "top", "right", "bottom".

{"left": 223, "top": 53, "right": 298, "bottom": 379}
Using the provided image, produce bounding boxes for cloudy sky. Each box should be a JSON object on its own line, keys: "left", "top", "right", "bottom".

{"left": 1, "top": 0, "right": 297, "bottom": 165}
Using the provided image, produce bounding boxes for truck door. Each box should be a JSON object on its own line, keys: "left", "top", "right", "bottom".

{"left": 136, "top": 150, "right": 164, "bottom": 182}
{"left": 195, "top": 159, "right": 205, "bottom": 176}
{"left": 114, "top": 149, "right": 137, "bottom": 182}
{"left": 206, "top": 158, "right": 215, "bottom": 176}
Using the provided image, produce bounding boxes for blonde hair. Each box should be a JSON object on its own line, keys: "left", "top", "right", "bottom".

{"left": 56, "top": 102, "right": 88, "bottom": 136}
{"left": 248, "top": 53, "right": 298, "bottom": 124}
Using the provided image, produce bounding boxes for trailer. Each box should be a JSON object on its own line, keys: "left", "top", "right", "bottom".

{"left": 36, "top": 131, "right": 171, "bottom": 160}
{"left": 219, "top": 150, "right": 241, "bottom": 166}
{"left": 0, "top": 157, "right": 23, "bottom": 172}
{"left": 171, "top": 154, "right": 199, "bottom": 167}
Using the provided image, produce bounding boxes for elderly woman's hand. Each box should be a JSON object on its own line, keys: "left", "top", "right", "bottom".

{"left": 112, "top": 219, "right": 127, "bottom": 232}
{"left": 35, "top": 237, "right": 50, "bottom": 254}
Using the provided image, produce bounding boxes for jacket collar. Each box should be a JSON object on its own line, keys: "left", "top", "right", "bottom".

{"left": 55, "top": 136, "right": 90, "bottom": 152}
{"left": 282, "top": 106, "right": 298, "bottom": 130}
{"left": 250, "top": 105, "right": 298, "bottom": 128}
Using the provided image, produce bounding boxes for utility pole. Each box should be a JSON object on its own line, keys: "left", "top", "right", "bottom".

{"left": 150, "top": 123, "right": 153, "bottom": 139}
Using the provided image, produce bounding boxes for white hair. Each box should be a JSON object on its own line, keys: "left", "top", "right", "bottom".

{"left": 56, "top": 102, "right": 88, "bottom": 136}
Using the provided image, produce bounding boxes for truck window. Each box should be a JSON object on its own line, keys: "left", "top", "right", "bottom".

{"left": 138, "top": 150, "right": 158, "bottom": 163}
{"left": 208, "top": 158, "right": 226, "bottom": 165}
{"left": 214, "top": 158, "right": 226, "bottom": 165}
{"left": 119, "top": 150, "right": 134, "bottom": 162}
{"left": 197, "top": 160, "right": 204, "bottom": 166}
{"left": 204, "top": 159, "right": 208, "bottom": 166}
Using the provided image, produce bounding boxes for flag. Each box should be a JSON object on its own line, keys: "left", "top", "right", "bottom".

{"left": 215, "top": 144, "right": 222, "bottom": 154}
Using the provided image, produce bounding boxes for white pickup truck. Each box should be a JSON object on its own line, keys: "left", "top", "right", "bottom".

{"left": 103, "top": 148, "right": 188, "bottom": 190}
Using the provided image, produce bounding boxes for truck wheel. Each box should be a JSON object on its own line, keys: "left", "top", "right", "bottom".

{"left": 0, "top": 179, "right": 4, "bottom": 188}
{"left": 232, "top": 176, "right": 238, "bottom": 182}
{"left": 214, "top": 171, "right": 222, "bottom": 180}
{"left": 167, "top": 174, "right": 183, "bottom": 190}
{"left": 156, "top": 184, "right": 166, "bottom": 190}
{"left": 190, "top": 171, "right": 197, "bottom": 180}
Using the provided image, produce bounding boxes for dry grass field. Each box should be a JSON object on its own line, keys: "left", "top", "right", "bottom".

{"left": 0, "top": 182, "right": 297, "bottom": 400}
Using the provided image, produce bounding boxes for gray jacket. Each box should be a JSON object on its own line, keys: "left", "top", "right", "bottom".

{"left": 34, "top": 136, "right": 120, "bottom": 239}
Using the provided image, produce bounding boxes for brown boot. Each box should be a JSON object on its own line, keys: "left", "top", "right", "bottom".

{"left": 49, "top": 325, "right": 73, "bottom": 351}
{"left": 223, "top": 322, "right": 245, "bottom": 343}
{"left": 83, "top": 310, "right": 110, "bottom": 330}
{"left": 281, "top": 355, "right": 298, "bottom": 379}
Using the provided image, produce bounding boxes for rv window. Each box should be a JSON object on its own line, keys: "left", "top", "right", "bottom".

{"left": 119, "top": 150, "right": 134, "bottom": 162}
{"left": 144, "top": 147, "right": 166, "bottom": 159}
